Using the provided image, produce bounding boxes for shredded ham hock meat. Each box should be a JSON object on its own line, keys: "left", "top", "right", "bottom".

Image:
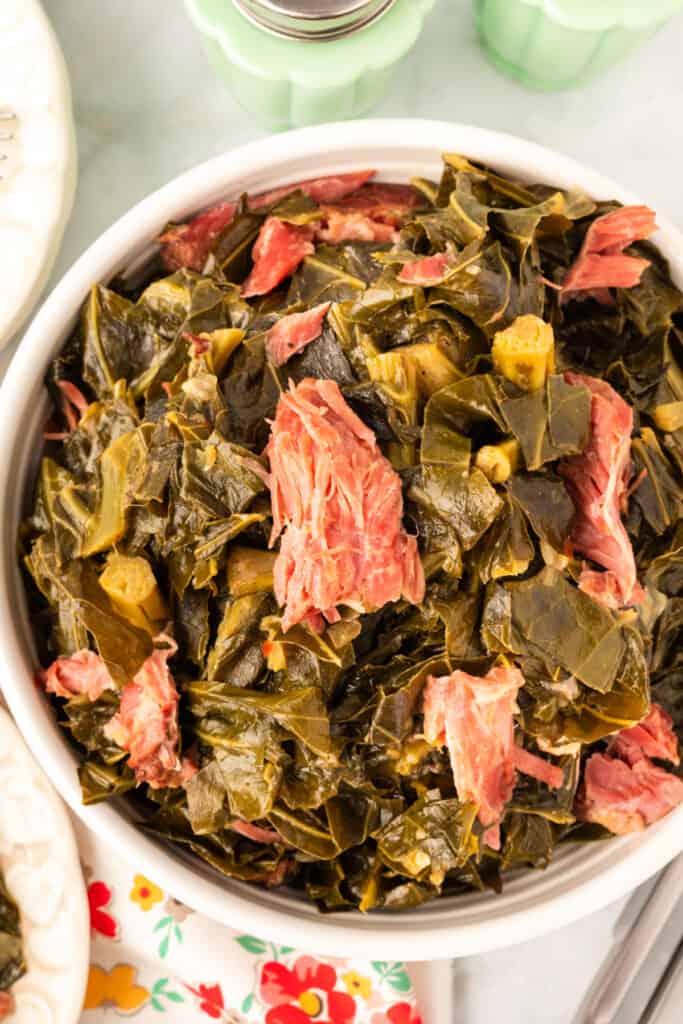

{"left": 159, "top": 170, "right": 376, "bottom": 273}
{"left": 398, "top": 251, "right": 452, "bottom": 286}
{"left": 560, "top": 373, "right": 643, "bottom": 610}
{"left": 104, "top": 635, "right": 195, "bottom": 789}
{"left": 41, "top": 648, "right": 116, "bottom": 701}
{"left": 159, "top": 172, "right": 423, "bottom": 285}
{"left": 241, "top": 217, "right": 315, "bottom": 298}
{"left": 422, "top": 665, "right": 562, "bottom": 850}
{"left": 265, "top": 302, "right": 331, "bottom": 367}
{"left": 576, "top": 755, "right": 683, "bottom": 834}
{"left": 249, "top": 169, "right": 376, "bottom": 210}
{"left": 609, "top": 703, "right": 681, "bottom": 767}
{"left": 321, "top": 182, "right": 422, "bottom": 226}
{"left": 266, "top": 377, "right": 425, "bottom": 633}
{"left": 159, "top": 201, "right": 238, "bottom": 273}
{"left": 40, "top": 637, "right": 194, "bottom": 790}
{"left": 561, "top": 205, "right": 656, "bottom": 299}
{"left": 576, "top": 703, "right": 683, "bottom": 834}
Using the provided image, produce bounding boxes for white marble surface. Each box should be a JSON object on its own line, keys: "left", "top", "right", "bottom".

{"left": 11, "top": 0, "right": 683, "bottom": 1020}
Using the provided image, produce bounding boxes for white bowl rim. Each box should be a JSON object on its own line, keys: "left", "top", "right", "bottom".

{"left": 1, "top": 118, "right": 682, "bottom": 961}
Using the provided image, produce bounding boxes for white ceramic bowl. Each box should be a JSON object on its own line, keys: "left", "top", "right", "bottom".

{"left": 1, "top": 120, "right": 682, "bottom": 961}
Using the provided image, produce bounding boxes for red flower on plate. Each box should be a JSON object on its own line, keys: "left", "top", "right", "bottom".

{"left": 260, "top": 956, "right": 356, "bottom": 1024}
{"left": 372, "top": 1004, "right": 423, "bottom": 1024}
{"left": 184, "top": 982, "right": 225, "bottom": 1019}
{"left": 387, "top": 1003, "right": 422, "bottom": 1024}
{"left": 87, "top": 881, "right": 119, "bottom": 940}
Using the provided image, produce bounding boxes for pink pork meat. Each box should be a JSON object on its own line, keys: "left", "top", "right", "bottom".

{"left": 241, "top": 217, "right": 315, "bottom": 298}
{"left": 266, "top": 377, "right": 425, "bottom": 633}
{"left": 159, "top": 170, "right": 376, "bottom": 272}
{"left": 559, "top": 373, "right": 642, "bottom": 609}
{"left": 423, "top": 665, "right": 563, "bottom": 849}
{"left": 316, "top": 212, "right": 399, "bottom": 245}
{"left": 159, "top": 202, "right": 238, "bottom": 273}
{"left": 397, "top": 251, "right": 453, "bottom": 286}
{"left": 561, "top": 205, "right": 656, "bottom": 299}
{"left": 511, "top": 745, "right": 564, "bottom": 789}
{"left": 608, "top": 703, "right": 680, "bottom": 767}
{"left": 322, "top": 182, "right": 422, "bottom": 226}
{"left": 576, "top": 706, "right": 683, "bottom": 833}
{"left": 250, "top": 169, "right": 376, "bottom": 209}
{"left": 424, "top": 666, "right": 514, "bottom": 850}
{"left": 230, "top": 820, "right": 282, "bottom": 844}
{"left": 104, "top": 636, "right": 194, "bottom": 789}
{"left": 265, "top": 302, "right": 331, "bottom": 367}
{"left": 576, "top": 753, "right": 683, "bottom": 834}
{"left": 316, "top": 182, "right": 422, "bottom": 244}
{"left": 41, "top": 649, "right": 116, "bottom": 701}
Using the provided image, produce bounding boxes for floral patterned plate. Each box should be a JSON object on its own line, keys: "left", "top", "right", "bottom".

{"left": 0, "top": 707, "right": 89, "bottom": 1022}
{"left": 76, "top": 818, "right": 424, "bottom": 1024}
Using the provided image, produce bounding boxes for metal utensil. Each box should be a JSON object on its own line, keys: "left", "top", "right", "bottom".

{"left": 582, "top": 854, "right": 683, "bottom": 1024}
{"left": 407, "top": 960, "right": 454, "bottom": 1024}
{"left": 640, "top": 937, "right": 683, "bottom": 1024}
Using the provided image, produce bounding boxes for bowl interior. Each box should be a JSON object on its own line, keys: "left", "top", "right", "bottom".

{"left": 2, "top": 120, "right": 682, "bottom": 960}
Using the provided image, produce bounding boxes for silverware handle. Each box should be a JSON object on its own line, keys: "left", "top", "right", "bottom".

{"left": 641, "top": 938, "right": 683, "bottom": 1024}
{"left": 407, "top": 960, "right": 454, "bottom": 1024}
{"left": 585, "top": 854, "right": 683, "bottom": 1024}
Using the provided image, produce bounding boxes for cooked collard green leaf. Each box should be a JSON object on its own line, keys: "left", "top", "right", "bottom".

{"left": 23, "top": 154, "right": 683, "bottom": 914}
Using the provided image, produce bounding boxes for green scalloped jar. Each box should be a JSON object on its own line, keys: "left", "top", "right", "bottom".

{"left": 186, "top": 0, "right": 436, "bottom": 131}
{"left": 475, "top": 0, "right": 683, "bottom": 90}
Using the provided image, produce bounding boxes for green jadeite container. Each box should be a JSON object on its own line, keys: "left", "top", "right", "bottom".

{"left": 186, "top": 0, "right": 436, "bottom": 131}
{"left": 475, "top": 0, "right": 683, "bottom": 90}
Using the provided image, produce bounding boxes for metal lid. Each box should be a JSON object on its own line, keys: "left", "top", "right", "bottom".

{"left": 233, "top": 0, "right": 398, "bottom": 40}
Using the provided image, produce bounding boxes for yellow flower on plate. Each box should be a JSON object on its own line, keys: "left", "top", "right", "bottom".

{"left": 299, "top": 990, "right": 323, "bottom": 1016}
{"left": 342, "top": 970, "right": 373, "bottom": 1000}
{"left": 129, "top": 874, "right": 163, "bottom": 911}
{"left": 84, "top": 964, "right": 150, "bottom": 1011}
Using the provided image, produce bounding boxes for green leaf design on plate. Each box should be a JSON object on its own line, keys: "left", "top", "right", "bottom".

{"left": 385, "top": 966, "right": 411, "bottom": 992}
{"left": 242, "top": 992, "right": 255, "bottom": 1014}
{"left": 371, "top": 961, "right": 411, "bottom": 992}
{"left": 235, "top": 935, "right": 268, "bottom": 955}
{"left": 150, "top": 979, "right": 184, "bottom": 1010}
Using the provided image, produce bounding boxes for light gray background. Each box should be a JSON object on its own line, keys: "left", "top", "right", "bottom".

{"left": 21, "top": 1, "right": 683, "bottom": 1019}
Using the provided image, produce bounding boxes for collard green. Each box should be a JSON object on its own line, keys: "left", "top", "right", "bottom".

{"left": 22, "top": 155, "right": 683, "bottom": 914}
{"left": 0, "top": 873, "right": 25, "bottom": 997}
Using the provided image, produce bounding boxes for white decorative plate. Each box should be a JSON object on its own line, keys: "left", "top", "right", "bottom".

{"left": 0, "top": 0, "right": 76, "bottom": 349}
{"left": 0, "top": 708, "right": 89, "bottom": 1023}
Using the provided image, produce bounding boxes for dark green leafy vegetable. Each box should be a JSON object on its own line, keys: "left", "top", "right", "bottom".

{"left": 188, "top": 681, "right": 335, "bottom": 758}
{"left": 498, "top": 375, "right": 591, "bottom": 471}
{"left": 23, "top": 155, "right": 683, "bottom": 914}
{"left": 376, "top": 798, "right": 477, "bottom": 884}
{"left": 501, "top": 813, "right": 554, "bottom": 870}
{"left": 508, "top": 472, "right": 575, "bottom": 554}
{"left": 0, "top": 875, "right": 25, "bottom": 994}
{"left": 485, "top": 567, "right": 627, "bottom": 692}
